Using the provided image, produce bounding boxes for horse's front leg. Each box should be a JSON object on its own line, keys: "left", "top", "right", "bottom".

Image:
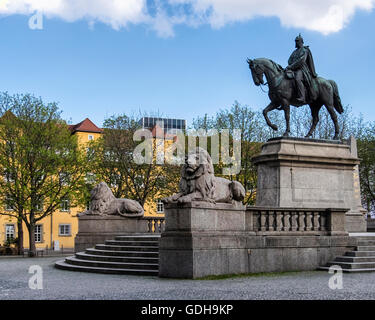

{"left": 263, "top": 102, "right": 280, "bottom": 131}
{"left": 282, "top": 105, "right": 290, "bottom": 137}
{"left": 305, "top": 103, "right": 321, "bottom": 138}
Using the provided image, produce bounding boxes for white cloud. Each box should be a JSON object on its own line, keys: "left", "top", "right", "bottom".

{"left": 0, "top": 0, "right": 373, "bottom": 36}
{"left": 0, "top": 0, "right": 149, "bottom": 29}
{"left": 169, "top": 0, "right": 375, "bottom": 34}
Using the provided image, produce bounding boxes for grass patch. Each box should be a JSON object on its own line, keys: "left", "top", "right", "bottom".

{"left": 195, "top": 271, "right": 302, "bottom": 280}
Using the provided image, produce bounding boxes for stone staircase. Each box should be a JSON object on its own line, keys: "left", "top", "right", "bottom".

{"left": 320, "top": 237, "right": 375, "bottom": 272}
{"left": 55, "top": 234, "right": 160, "bottom": 276}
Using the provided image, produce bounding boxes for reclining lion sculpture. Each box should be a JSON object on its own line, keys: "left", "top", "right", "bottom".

{"left": 80, "top": 182, "right": 144, "bottom": 217}
{"left": 163, "top": 147, "right": 245, "bottom": 205}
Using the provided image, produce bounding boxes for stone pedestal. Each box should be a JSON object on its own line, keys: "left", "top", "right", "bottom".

{"left": 159, "top": 201, "right": 249, "bottom": 279}
{"left": 74, "top": 215, "right": 149, "bottom": 252}
{"left": 252, "top": 137, "right": 366, "bottom": 232}
{"left": 159, "top": 202, "right": 355, "bottom": 278}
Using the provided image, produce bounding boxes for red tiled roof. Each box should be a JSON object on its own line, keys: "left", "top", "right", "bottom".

{"left": 68, "top": 118, "right": 103, "bottom": 134}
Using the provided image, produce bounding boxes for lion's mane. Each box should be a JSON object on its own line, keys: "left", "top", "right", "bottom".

{"left": 163, "top": 147, "right": 245, "bottom": 204}
{"left": 87, "top": 182, "right": 144, "bottom": 217}
{"left": 89, "top": 182, "right": 116, "bottom": 214}
{"left": 179, "top": 148, "right": 215, "bottom": 200}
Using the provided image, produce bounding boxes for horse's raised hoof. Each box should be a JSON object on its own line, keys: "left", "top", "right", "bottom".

{"left": 270, "top": 124, "right": 278, "bottom": 131}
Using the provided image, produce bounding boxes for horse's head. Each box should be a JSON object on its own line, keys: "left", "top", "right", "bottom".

{"left": 247, "top": 58, "right": 265, "bottom": 86}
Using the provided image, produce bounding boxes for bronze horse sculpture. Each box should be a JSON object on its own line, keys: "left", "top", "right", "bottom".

{"left": 247, "top": 58, "right": 344, "bottom": 140}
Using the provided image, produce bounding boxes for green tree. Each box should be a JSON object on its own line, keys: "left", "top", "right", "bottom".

{"left": 357, "top": 122, "right": 375, "bottom": 214}
{"left": 192, "top": 102, "right": 263, "bottom": 205}
{"left": 0, "top": 93, "right": 87, "bottom": 257}
{"left": 88, "top": 114, "right": 180, "bottom": 210}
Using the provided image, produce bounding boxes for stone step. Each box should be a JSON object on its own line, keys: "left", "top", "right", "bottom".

{"left": 115, "top": 235, "right": 160, "bottom": 241}
{"left": 65, "top": 256, "right": 158, "bottom": 270}
{"left": 345, "top": 251, "right": 375, "bottom": 257}
{"left": 76, "top": 252, "right": 159, "bottom": 264}
{"left": 356, "top": 246, "right": 375, "bottom": 251}
{"left": 351, "top": 236, "right": 375, "bottom": 240}
{"left": 95, "top": 244, "right": 159, "bottom": 252}
{"left": 85, "top": 248, "right": 159, "bottom": 258}
{"left": 326, "top": 261, "right": 375, "bottom": 269}
{"left": 105, "top": 240, "right": 159, "bottom": 246}
{"left": 357, "top": 241, "right": 375, "bottom": 246}
{"left": 55, "top": 260, "right": 159, "bottom": 276}
{"left": 334, "top": 256, "right": 375, "bottom": 263}
{"left": 318, "top": 266, "right": 375, "bottom": 273}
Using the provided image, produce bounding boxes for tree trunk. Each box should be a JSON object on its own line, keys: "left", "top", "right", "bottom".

{"left": 28, "top": 223, "right": 36, "bottom": 257}
{"left": 17, "top": 218, "right": 24, "bottom": 255}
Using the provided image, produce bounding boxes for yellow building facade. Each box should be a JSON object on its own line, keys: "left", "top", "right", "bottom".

{"left": 0, "top": 118, "right": 167, "bottom": 251}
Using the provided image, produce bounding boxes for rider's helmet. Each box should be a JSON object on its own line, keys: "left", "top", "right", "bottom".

{"left": 295, "top": 33, "right": 304, "bottom": 44}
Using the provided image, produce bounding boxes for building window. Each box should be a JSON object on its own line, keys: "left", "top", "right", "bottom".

{"left": 88, "top": 135, "right": 94, "bottom": 141}
{"left": 157, "top": 199, "right": 164, "bottom": 214}
{"left": 3, "top": 170, "right": 15, "bottom": 183}
{"left": 59, "top": 172, "right": 70, "bottom": 185}
{"left": 35, "top": 225, "right": 43, "bottom": 243}
{"left": 60, "top": 199, "right": 70, "bottom": 212}
{"left": 85, "top": 173, "right": 96, "bottom": 184}
{"left": 5, "top": 224, "right": 15, "bottom": 241}
{"left": 5, "top": 141, "right": 15, "bottom": 157}
{"left": 59, "top": 224, "right": 71, "bottom": 236}
{"left": 35, "top": 199, "right": 43, "bottom": 212}
{"left": 5, "top": 196, "right": 14, "bottom": 211}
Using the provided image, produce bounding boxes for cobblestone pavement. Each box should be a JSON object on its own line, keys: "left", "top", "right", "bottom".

{"left": 0, "top": 257, "right": 375, "bottom": 300}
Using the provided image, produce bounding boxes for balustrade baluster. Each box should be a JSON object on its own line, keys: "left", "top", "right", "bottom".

{"left": 276, "top": 211, "right": 282, "bottom": 231}
{"left": 283, "top": 212, "right": 290, "bottom": 231}
{"left": 260, "top": 211, "right": 267, "bottom": 231}
{"left": 313, "top": 212, "right": 320, "bottom": 231}
{"left": 268, "top": 211, "right": 275, "bottom": 231}
{"left": 298, "top": 211, "right": 305, "bottom": 231}
{"left": 291, "top": 212, "right": 297, "bottom": 231}
{"left": 305, "top": 212, "right": 312, "bottom": 231}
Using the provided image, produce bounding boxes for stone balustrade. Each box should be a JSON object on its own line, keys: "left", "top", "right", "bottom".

{"left": 246, "top": 207, "right": 348, "bottom": 236}
{"left": 143, "top": 217, "right": 165, "bottom": 233}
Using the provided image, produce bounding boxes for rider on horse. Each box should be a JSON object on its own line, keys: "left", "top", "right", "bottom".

{"left": 285, "top": 34, "right": 318, "bottom": 104}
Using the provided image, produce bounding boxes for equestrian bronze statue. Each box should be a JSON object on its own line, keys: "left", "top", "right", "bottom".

{"left": 247, "top": 34, "right": 344, "bottom": 140}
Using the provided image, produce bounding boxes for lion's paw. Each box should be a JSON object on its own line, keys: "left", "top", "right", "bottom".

{"left": 177, "top": 196, "right": 192, "bottom": 204}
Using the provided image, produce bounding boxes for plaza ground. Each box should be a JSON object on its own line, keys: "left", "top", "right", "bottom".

{"left": 0, "top": 256, "right": 375, "bottom": 300}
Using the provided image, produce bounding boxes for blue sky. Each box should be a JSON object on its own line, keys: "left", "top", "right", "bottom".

{"left": 0, "top": 1, "right": 374, "bottom": 127}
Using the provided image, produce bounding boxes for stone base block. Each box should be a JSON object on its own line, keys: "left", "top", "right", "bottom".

{"left": 159, "top": 232, "right": 356, "bottom": 278}
{"left": 74, "top": 214, "right": 149, "bottom": 252}
{"left": 164, "top": 201, "right": 247, "bottom": 232}
{"left": 252, "top": 137, "right": 367, "bottom": 232}
{"left": 346, "top": 213, "right": 367, "bottom": 233}
{"left": 159, "top": 202, "right": 357, "bottom": 278}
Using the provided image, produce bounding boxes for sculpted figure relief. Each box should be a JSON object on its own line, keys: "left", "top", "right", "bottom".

{"left": 163, "top": 147, "right": 245, "bottom": 205}
{"left": 80, "top": 182, "right": 144, "bottom": 217}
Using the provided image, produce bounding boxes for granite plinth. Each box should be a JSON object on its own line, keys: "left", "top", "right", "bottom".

{"left": 158, "top": 202, "right": 354, "bottom": 279}
{"left": 252, "top": 136, "right": 366, "bottom": 232}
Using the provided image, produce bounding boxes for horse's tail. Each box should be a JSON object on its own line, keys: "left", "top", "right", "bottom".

{"left": 329, "top": 80, "right": 344, "bottom": 114}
